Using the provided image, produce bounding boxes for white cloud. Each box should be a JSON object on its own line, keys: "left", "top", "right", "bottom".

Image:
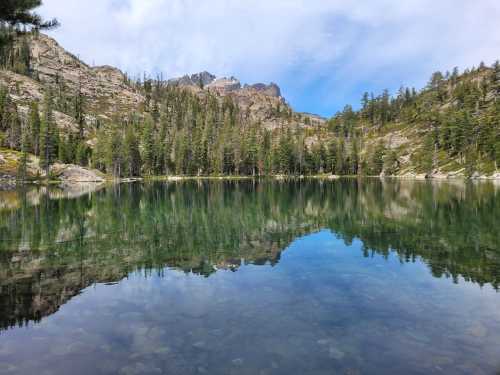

{"left": 39, "top": 0, "right": 500, "bottom": 114}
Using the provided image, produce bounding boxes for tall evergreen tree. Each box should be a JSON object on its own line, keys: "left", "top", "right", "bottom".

{"left": 7, "top": 105, "right": 21, "bottom": 149}
{"left": 16, "top": 121, "right": 30, "bottom": 181}
{"left": 39, "top": 89, "right": 55, "bottom": 177}
{"left": 0, "top": 0, "right": 59, "bottom": 29}
{"left": 28, "top": 101, "right": 40, "bottom": 155}
{"left": 369, "top": 142, "right": 386, "bottom": 175}
{"left": 141, "top": 117, "right": 155, "bottom": 175}
{"left": 105, "top": 127, "right": 123, "bottom": 177}
{"left": 123, "top": 125, "right": 141, "bottom": 177}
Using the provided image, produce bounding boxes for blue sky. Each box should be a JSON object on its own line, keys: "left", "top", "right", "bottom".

{"left": 40, "top": 0, "right": 500, "bottom": 117}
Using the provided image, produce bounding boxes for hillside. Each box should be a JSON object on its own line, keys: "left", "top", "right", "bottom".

{"left": 326, "top": 64, "right": 500, "bottom": 178}
{"left": 0, "top": 30, "right": 499, "bottom": 180}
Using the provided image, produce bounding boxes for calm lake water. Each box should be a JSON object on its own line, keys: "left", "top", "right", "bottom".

{"left": 0, "top": 179, "right": 500, "bottom": 375}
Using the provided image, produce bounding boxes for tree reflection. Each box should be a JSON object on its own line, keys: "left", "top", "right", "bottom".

{"left": 0, "top": 179, "right": 499, "bottom": 330}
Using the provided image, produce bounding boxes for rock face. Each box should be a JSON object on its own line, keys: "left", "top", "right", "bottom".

{"left": 0, "top": 33, "right": 146, "bottom": 134}
{"left": 167, "top": 71, "right": 325, "bottom": 130}
{"left": 205, "top": 76, "right": 242, "bottom": 94}
{"left": 28, "top": 34, "right": 144, "bottom": 119}
{"left": 0, "top": 70, "right": 80, "bottom": 133}
{"left": 1, "top": 33, "right": 327, "bottom": 164}
{"left": 245, "top": 83, "right": 281, "bottom": 97}
{"left": 168, "top": 71, "right": 216, "bottom": 87}
{"left": 0, "top": 33, "right": 144, "bottom": 136}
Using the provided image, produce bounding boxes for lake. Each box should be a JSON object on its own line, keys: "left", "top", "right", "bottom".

{"left": 0, "top": 179, "right": 499, "bottom": 374}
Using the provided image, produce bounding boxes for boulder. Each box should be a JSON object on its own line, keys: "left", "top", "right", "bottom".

{"left": 52, "top": 164, "right": 105, "bottom": 183}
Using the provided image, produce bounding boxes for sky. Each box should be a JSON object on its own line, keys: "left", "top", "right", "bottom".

{"left": 39, "top": 0, "right": 500, "bottom": 117}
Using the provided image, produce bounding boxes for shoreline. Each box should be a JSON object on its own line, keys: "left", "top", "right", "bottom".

{"left": 2, "top": 172, "right": 500, "bottom": 190}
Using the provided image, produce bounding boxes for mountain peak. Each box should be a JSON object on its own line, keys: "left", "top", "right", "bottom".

{"left": 168, "top": 71, "right": 282, "bottom": 98}
{"left": 167, "top": 71, "right": 216, "bottom": 87}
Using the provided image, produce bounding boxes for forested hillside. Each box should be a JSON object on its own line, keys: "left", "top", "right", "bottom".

{"left": 1, "top": 27, "right": 499, "bottom": 180}
{"left": 328, "top": 63, "right": 500, "bottom": 177}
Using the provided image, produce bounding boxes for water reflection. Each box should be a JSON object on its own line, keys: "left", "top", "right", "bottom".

{"left": 1, "top": 179, "right": 500, "bottom": 374}
{"left": 1, "top": 179, "right": 499, "bottom": 333}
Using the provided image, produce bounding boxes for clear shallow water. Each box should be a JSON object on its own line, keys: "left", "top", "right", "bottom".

{"left": 0, "top": 180, "right": 500, "bottom": 374}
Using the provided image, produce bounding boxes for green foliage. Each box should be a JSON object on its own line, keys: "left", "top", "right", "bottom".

{"left": 329, "top": 61, "right": 500, "bottom": 176}
{"left": 123, "top": 125, "right": 141, "bottom": 177}
{"left": 141, "top": 116, "right": 155, "bottom": 175}
{"left": 105, "top": 126, "right": 124, "bottom": 177}
{"left": 2, "top": 57, "right": 500, "bottom": 179}
{"left": 0, "top": 1, "right": 59, "bottom": 30}
{"left": 39, "top": 89, "right": 56, "bottom": 176}
{"left": 6, "top": 104, "right": 21, "bottom": 149}
{"left": 367, "top": 142, "right": 385, "bottom": 176}
{"left": 28, "top": 101, "right": 40, "bottom": 155}
{"left": 384, "top": 150, "right": 399, "bottom": 176}
{"left": 16, "top": 121, "right": 30, "bottom": 181}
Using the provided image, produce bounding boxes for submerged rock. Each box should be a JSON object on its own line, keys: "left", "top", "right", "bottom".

{"left": 329, "top": 346, "right": 345, "bottom": 360}
{"left": 466, "top": 323, "right": 487, "bottom": 338}
{"left": 231, "top": 358, "right": 244, "bottom": 366}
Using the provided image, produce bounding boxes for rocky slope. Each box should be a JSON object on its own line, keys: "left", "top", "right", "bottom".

{"left": 0, "top": 32, "right": 330, "bottom": 180}
{"left": 1, "top": 33, "right": 323, "bottom": 133}
{"left": 168, "top": 71, "right": 324, "bottom": 129}
{"left": 2, "top": 32, "right": 497, "bottom": 179}
{"left": 1, "top": 34, "right": 145, "bottom": 129}
{"left": 30, "top": 36, "right": 143, "bottom": 116}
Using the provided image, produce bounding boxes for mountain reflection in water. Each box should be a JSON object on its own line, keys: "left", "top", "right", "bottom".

{"left": 1, "top": 179, "right": 499, "bottom": 331}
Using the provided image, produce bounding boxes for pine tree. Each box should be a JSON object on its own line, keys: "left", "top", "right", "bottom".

{"left": 17, "top": 121, "right": 30, "bottom": 181}
{"left": 416, "top": 132, "right": 434, "bottom": 174}
{"left": 245, "top": 125, "right": 259, "bottom": 176}
{"left": 39, "top": 89, "right": 55, "bottom": 177}
{"left": 350, "top": 138, "right": 360, "bottom": 175}
{"left": 326, "top": 140, "right": 337, "bottom": 174}
{"left": 495, "top": 138, "right": 500, "bottom": 171}
{"left": 369, "top": 142, "right": 386, "bottom": 175}
{"left": 123, "top": 125, "right": 141, "bottom": 176}
{"left": 105, "top": 127, "right": 123, "bottom": 177}
{"left": 361, "top": 92, "right": 369, "bottom": 115}
{"left": 192, "top": 113, "right": 205, "bottom": 175}
{"left": 464, "top": 148, "right": 477, "bottom": 177}
{"left": 336, "top": 139, "right": 345, "bottom": 175}
{"left": 75, "top": 141, "right": 88, "bottom": 166}
{"left": 57, "top": 135, "right": 68, "bottom": 162}
{"left": 0, "top": 86, "right": 9, "bottom": 129}
{"left": 491, "top": 60, "right": 500, "bottom": 99}
{"left": 74, "top": 77, "right": 85, "bottom": 140}
{"left": 7, "top": 105, "right": 21, "bottom": 149}
{"left": 141, "top": 117, "right": 155, "bottom": 175}
{"left": 92, "top": 128, "right": 107, "bottom": 172}
{"left": 0, "top": 0, "right": 59, "bottom": 30}
{"left": 28, "top": 101, "right": 40, "bottom": 155}
{"left": 384, "top": 150, "right": 399, "bottom": 176}
{"left": 260, "top": 129, "right": 271, "bottom": 175}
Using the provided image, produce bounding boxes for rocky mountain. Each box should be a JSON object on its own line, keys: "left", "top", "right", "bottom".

{"left": 327, "top": 64, "right": 500, "bottom": 179}
{"left": 167, "top": 71, "right": 322, "bottom": 129}
{"left": 168, "top": 72, "right": 281, "bottom": 98}
{"left": 1, "top": 33, "right": 323, "bottom": 133}
{"left": 1, "top": 31, "right": 498, "bottom": 180}
{"left": 0, "top": 34, "right": 143, "bottom": 131}
{"left": 0, "top": 32, "right": 329, "bottom": 180}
